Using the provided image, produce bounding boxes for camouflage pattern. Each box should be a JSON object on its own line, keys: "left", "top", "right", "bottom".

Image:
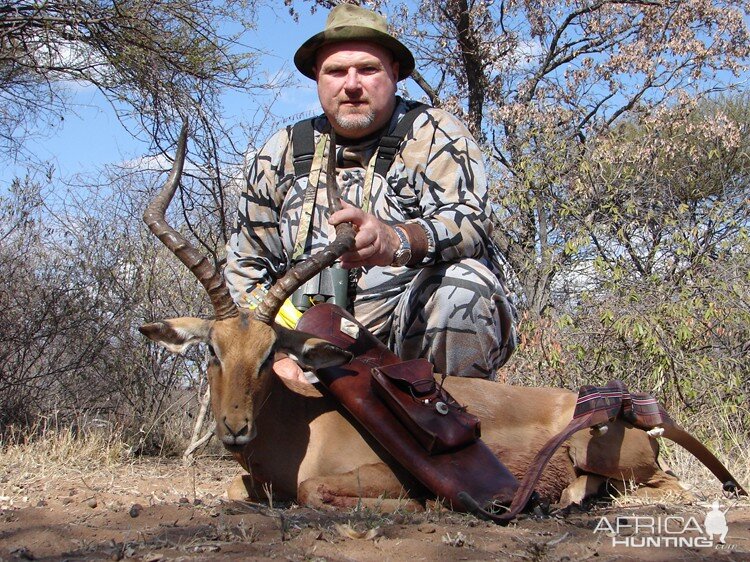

{"left": 225, "top": 97, "right": 517, "bottom": 379}
{"left": 389, "top": 259, "right": 516, "bottom": 379}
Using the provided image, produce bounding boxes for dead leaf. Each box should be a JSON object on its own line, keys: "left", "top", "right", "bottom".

{"left": 334, "top": 523, "right": 383, "bottom": 540}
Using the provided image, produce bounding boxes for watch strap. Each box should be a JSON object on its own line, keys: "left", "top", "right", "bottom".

{"left": 400, "top": 223, "right": 428, "bottom": 265}
{"left": 391, "top": 226, "right": 412, "bottom": 267}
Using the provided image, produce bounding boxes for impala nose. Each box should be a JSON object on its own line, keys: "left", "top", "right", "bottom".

{"left": 221, "top": 417, "right": 254, "bottom": 447}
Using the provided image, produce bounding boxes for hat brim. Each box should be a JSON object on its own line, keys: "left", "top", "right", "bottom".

{"left": 294, "top": 26, "right": 415, "bottom": 81}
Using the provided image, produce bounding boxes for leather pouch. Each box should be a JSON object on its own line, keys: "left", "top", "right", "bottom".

{"left": 371, "top": 358, "right": 481, "bottom": 454}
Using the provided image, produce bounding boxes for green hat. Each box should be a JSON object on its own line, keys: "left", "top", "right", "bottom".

{"left": 294, "top": 4, "right": 415, "bottom": 81}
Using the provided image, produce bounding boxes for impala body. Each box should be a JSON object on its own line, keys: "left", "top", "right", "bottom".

{"left": 141, "top": 309, "right": 687, "bottom": 509}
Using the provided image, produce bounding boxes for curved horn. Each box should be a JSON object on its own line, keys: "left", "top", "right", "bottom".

{"left": 143, "top": 122, "right": 239, "bottom": 321}
{"left": 254, "top": 131, "right": 356, "bottom": 324}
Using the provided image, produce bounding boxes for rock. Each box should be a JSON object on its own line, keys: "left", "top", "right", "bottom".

{"left": 10, "top": 546, "right": 34, "bottom": 560}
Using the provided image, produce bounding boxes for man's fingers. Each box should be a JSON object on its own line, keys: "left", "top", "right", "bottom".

{"left": 327, "top": 201, "right": 399, "bottom": 267}
{"left": 339, "top": 235, "right": 392, "bottom": 268}
{"left": 329, "top": 200, "right": 364, "bottom": 226}
{"left": 273, "top": 357, "right": 309, "bottom": 384}
{"left": 354, "top": 229, "right": 377, "bottom": 249}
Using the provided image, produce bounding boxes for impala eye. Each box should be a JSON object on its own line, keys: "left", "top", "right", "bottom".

{"left": 261, "top": 351, "right": 274, "bottom": 369}
{"left": 207, "top": 344, "right": 216, "bottom": 357}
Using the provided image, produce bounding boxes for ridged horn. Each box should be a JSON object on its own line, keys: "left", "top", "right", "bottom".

{"left": 143, "top": 122, "right": 239, "bottom": 321}
{"left": 254, "top": 130, "right": 356, "bottom": 324}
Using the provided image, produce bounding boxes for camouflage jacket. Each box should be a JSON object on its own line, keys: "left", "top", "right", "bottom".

{"left": 225, "top": 97, "right": 504, "bottom": 337}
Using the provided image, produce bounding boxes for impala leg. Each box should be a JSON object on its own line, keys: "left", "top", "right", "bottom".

{"left": 559, "top": 474, "right": 609, "bottom": 507}
{"left": 298, "top": 463, "right": 424, "bottom": 512}
{"left": 627, "top": 469, "right": 694, "bottom": 502}
{"left": 559, "top": 469, "right": 693, "bottom": 508}
{"left": 599, "top": 468, "right": 693, "bottom": 503}
{"left": 226, "top": 473, "right": 298, "bottom": 503}
{"left": 227, "top": 474, "right": 260, "bottom": 501}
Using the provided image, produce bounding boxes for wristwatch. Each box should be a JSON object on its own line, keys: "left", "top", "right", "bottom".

{"left": 390, "top": 226, "right": 412, "bottom": 267}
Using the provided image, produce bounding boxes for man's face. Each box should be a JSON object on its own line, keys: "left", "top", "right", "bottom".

{"left": 314, "top": 41, "right": 399, "bottom": 139}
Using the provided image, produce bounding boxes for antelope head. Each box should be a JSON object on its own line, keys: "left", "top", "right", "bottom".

{"left": 139, "top": 124, "right": 354, "bottom": 450}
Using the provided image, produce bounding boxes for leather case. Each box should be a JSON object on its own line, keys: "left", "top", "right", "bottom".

{"left": 371, "top": 359, "right": 481, "bottom": 454}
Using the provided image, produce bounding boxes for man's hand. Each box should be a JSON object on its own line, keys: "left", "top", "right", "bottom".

{"left": 273, "top": 354, "right": 310, "bottom": 384}
{"left": 328, "top": 200, "right": 400, "bottom": 269}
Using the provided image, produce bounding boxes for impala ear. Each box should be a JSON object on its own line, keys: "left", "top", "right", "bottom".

{"left": 274, "top": 324, "right": 353, "bottom": 369}
{"left": 298, "top": 338, "right": 354, "bottom": 369}
{"left": 139, "top": 317, "right": 213, "bottom": 354}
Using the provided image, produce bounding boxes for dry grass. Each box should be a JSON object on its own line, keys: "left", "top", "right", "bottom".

{"left": 0, "top": 429, "right": 236, "bottom": 516}
{"left": 2, "top": 421, "right": 128, "bottom": 472}
{"left": 0, "top": 418, "right": 130, "bottom": 508}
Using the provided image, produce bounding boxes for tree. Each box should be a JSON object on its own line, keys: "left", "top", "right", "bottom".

{"left": 0, "top": 0, "right": 296, "bottom": 444}
{"left": 0, "top": 0, "right": 265, "bottom": 158}
{"left": 0, "top": 170, "right": 211, "bottom": 451}
{"left": 1, "top": 0, "right": 301, "bottom": 276}
{"left": 570, "top": 95, "right": 750, "bottom": 287}
{"left": 504, "top": 95, "right": 749, "bottom": 429}
{"left": 388, "top": 0, "right": 750, "bottom": 316}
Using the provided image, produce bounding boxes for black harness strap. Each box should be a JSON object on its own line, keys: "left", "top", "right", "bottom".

{"left": 373, "top": 103, "right": 428, "bottom": 177}
{"left": 292, "top": 118, "right": 317, "bottom": 178}
{"left": 291, "top": 103, "right": 429, "bottom": 179}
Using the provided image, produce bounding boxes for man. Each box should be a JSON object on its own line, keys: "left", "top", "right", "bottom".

{"left": 225, "top": 4, "right": 516, "bottom": 382}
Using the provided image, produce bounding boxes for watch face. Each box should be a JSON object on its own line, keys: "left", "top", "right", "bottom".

{"left": 393, "top": 248, "right": 412, "bottom": 267}
{"left": 391, "top": 227, "right": 411, "bottom": 267}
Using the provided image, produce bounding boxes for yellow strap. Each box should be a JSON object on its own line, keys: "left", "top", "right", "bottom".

{"left": 244, "top": 286, "right": 302, "bottom": 329}
{"left": 293, "top": 134, "right": 329, "bottom": 260}
{"left": 276, "top": 298, "right": 303, "bottom": 329}
{"left": 361, "top": 146, "right": 378, "bottom": 214}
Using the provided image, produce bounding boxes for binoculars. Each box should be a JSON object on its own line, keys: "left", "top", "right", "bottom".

{"left": 291, "top": 264, "right": 349, "bottom": 311}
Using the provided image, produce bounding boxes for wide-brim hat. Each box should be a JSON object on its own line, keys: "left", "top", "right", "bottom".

{"left": 294, "top": 4, "right": 415, "bottom": 81}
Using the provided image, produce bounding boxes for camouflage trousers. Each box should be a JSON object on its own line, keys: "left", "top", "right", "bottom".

{"left": 386, "top": 259, "right": 517, "bottom": 380}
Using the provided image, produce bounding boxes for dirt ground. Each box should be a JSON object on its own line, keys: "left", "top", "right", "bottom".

{"left": 1, "top": 457, "right": 749, "bottom": 562}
